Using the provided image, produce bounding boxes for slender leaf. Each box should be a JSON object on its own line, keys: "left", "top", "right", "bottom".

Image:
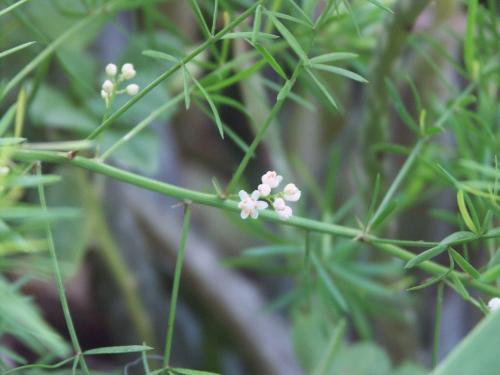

{"left": 449, "top": 248, "right": 480, "bottom": 279}
{"left": 310, "top": 52, "right": 358, "bottom": 64}
{"left": 310, "top": 64, "right": 368, "bottom": 83}
{"left": 305, "top": 67, "right": 338, "bottom": 109}
{"left": 84, "top": 345, "right": 153, "bottom": 355}
{"left": 267, "top": 12, "right": 309, "bottom": 62}
{"left": 0, "top": 41, "right": 36, "bottom": 60}
{"left": 457, "top": 190, "right": 479, "bottom": 234}
{"left": 142, "top": 50, "right": 179, "bottom": 63}
{"left": 191, "top": 74, "right": 224, "bottom": 138}
{"left": 405, "top": 232, "right": 476, "bottom": 269}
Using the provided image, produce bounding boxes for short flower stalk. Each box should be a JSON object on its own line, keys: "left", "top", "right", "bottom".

{"left": 238, "top": 171, "right": 301, "bottom": 220}
{"left": 100, "top": 63, "right": 140, "bottom": 109}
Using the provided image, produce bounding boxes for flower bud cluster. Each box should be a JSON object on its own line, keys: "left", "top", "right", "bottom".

{"left": 238, "top": 171, "right": 301, "bottom": 220}
{"left": 100, "top": 63, "right": 139, "bottom": 107}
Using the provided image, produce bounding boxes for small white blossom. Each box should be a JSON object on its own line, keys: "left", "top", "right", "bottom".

{"left": 102, "top": 79, "right": 114, "bottom": 94}
{"left": 258, "top": 183, "right": 271, "bottom": 197}
{"left": 238, "top": 190, "right": 268, "bottom": 219}
{"left": 273, "top": 198, "right": 292, "bottom": 220}
{"left": 105, "top": 63, "right": 117, "bottom": 77}
{"left": 126, "top": 84, "right": 140, "bottom": 96}
{"left": 261, "top": 171, "right": 283, "bottom": 189}
{"left": 100, "top": 90, "right": 109, "bottom": 99}
{"left": 283, "top": 183, "right": 301, "bottom": 202}
{"left": 121, "top": 63, "right": 136, "bottom": 80}
{"left": 488, "top": 298, "right": 500, "bottom": 312}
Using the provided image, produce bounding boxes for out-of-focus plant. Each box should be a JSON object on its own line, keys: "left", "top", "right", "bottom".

{"left": 0, "top": 0, "right": 498, "bottom": 374}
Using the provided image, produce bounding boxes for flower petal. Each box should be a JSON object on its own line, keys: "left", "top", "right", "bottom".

{"left": 250, "top": 209, "right": 259, "bottom": 219}
{"left": 239, "top": 190, "right": 249, "bottom": 200}
{"left": 251, "top": 190, "right": 260, "bottom": 200}
{"left": 240, "top": 210, "right": 249, "bottom": 219}
{"left": 256, "top": 201, "right": 268, "bottom": 210}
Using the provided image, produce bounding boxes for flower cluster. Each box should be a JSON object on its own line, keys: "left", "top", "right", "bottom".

{"left": 100, "top": 63, "right": 140, "bottom": 107}
{"left": 238, "top": 171, "right": 301, "bottom": 220}
{"left": 488, "top": 298, "right": 500, "bottom": 312}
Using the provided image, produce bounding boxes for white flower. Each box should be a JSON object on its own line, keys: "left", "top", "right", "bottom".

{"left": 283, "top": 183, "right": 301, "bottom": 202}
{"left": 121, "top": 63, "right": 136, "bottom": 80}
{"left": 488, "top": 298, "right": 500, "bottom": 312}
{"left": 126, "top": 84, "right": 140, "bottom": 96}
{"left": 105, "top": 63, "right": 117, "bottom": 77}
{"left": 258, "top": 183, "right": 271, "bottom": 197}
{"left": 238, "top": 190, "right": 268, "bottom": 219}
{"left": 273, "top": 198, "right": 292, "bottom": 220}
{"left": 261, "top": 171, "right": 283, "bottom": 189}
{"left": 100, "top": 90, "right": 109, "bottom": 99}
{"left": 102, "top": 79, "right": 114, "bottom": 94}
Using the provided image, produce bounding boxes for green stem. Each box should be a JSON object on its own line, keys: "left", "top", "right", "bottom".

{"left": 36, "top": 163, "right": 89, "bottom": 375}
{"left": 163, "top": 204, "right": 192, "bottom": 367}
{"left": 432, "top": 282, "right": 444, "bottom": 368}
{"left": 224, "top": 63, "right": 303, "bottom": 195}
{"left": 87, "top": 0, "right": 263, "bottom": 140}
{"left": 367, "top": 139, "right": 424, "bottom": 230}
{"left": 13, "top": 149, "right": 500, "bottom": 297}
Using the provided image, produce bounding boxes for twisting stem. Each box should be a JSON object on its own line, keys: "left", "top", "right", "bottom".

{"left": 36, "top": 163, "right": 89, "bottom": 375}
{"left": 163, "top": 203, "right": 192, "bottom": 367}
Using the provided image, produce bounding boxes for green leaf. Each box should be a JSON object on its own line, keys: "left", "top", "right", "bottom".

{"left": 449, "top": 273, "right": 470, "bottom": 300}
{"left": 254, "top": 43, "right": 287, "bottom": 80}
{"left": 449, "top": 248, "right": 480, "bottom": 279}
{"left": 252, "top": 5, "right": 262, "bottom": 44}
{"left": 385, "top": 79, "right": 419, "bottom": 133}
{"left": 464, "top": 0, "right": 478, "bottom": 77}
{"left": 434, "top": 311, "right": 500, "bottom": 375}
{"left": 266, "top": 10, "right": 312, "bottom": 27}
{"left": 310, "top": 52, "right": 358, "bottom": 64}
{"left": 191, "top": 75, "right": 224, "bottom": 138}
{"left": 221, "top": 32, "right": 278, "bottom": 40}
{"left": 457, "top": 190, "right": 479, "bottom": 234}
{"left": 14, "top": 89, "right": 27, "bottom": 138}
{"left": 369, "top": 200, "right": 398, "bottom": 230}
{"left": 84, "top": 345, "right": 153, "bottom": 356}
{"left": 311, "top": 254, "right": 348, "bottom": 312}
{"left": 0, "top": 276, "right": 69, "bottom": 358}
{"left": 406, "top": 272, "right": 449, "bottom": 292}
{"left": 285, "top": 0, "right": 313, "bottom": 24}
{"left": 0, "top": 104, "right": 17, "bottom": 136}
{"left": 0, "top": 41, "right": 36, "bottom": 60}
{"left": 267, "top": 12, "right": 309, "bottom": 63}
{"left": 171, "top": 368, "right": 220, "bottom": 375}
{"left": 142, "top": 50, "right": 179, "bottom": 63}
{"left": 188, "top": 0, "right": 211, "bottom": 37}
{"left": 0, "top": 0, "right": 33, "bottom": 18}
{"left": 305, "top": 67, "right": 338, "bottom": 109}
{"left": 405, "top": 231, "right": 476, "bottom": 269}
{"left": 310, "top": 64, "right": 368, "bottom": 83}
